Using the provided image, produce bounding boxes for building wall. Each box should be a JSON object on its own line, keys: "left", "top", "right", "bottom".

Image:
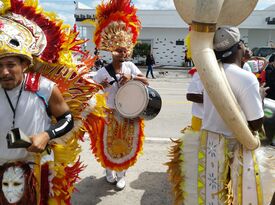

{"left": 140, "top": 28, "right": 188, "bottom": 66}
{"left": 248, "top": 29, "right": 275, "bottom": 48}
{"left": 75, "top": 6, "right": 275, "bottom": 66}
{"left": 82, "top": 26, "right": 189, "bottom": 65}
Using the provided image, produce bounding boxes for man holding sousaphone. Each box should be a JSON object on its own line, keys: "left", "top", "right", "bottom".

{"left": 91, "top": 0, "right": 161, "bottom": 191}
{"left": 167, "top": 0, "right": 275, "bottom": 203}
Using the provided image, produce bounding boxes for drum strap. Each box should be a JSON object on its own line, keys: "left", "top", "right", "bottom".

{"left": 105, "top": 63, "right": 118, "bottom": 85}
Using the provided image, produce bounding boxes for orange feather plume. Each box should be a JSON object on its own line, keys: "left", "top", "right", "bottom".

{"left": 94, "top": 0, "right": 141, "bottom": 51}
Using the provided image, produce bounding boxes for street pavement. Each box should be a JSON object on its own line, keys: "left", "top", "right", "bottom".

{"left": 71, "top": 68, "right": 192, "bottom": 205}
{"left": 72, "top": 139, "right": 173, "bottom": 205}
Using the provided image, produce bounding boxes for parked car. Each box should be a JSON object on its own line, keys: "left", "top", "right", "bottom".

{"left": 252, "top": 47, "right": 275, "bottom": 57}
{"left": 265, "top": 52, "right": 275, "bottom": 62}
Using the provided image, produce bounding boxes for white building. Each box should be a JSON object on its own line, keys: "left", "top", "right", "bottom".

{"left": 75, "top": 2, "right": 275, "bottom": 66}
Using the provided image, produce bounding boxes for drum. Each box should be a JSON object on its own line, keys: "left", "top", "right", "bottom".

{"left": 115, "top": 81, "right": 162, "bottom": 120}
{"left": 263, "top": 98, "right": 275, "bottom": 142}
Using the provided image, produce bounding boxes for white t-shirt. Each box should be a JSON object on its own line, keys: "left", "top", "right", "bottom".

{"left": 202, "top": 63, "right": 264, "bottom": 137}
{"left": 93, "top": 61, "right": 142, "bottom": 109}
{"left": 187, "top": 72, "right": 204, "bottom": 118}
{"left": 243, "top": 62, "right": 252, "bottom": 72}
{"left": 0, "top": 75, "right": 55, "bottom": 164}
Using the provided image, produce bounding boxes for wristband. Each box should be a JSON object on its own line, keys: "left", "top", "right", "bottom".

{"left": 46, "top": 111, "right": 74, "bottom": 140}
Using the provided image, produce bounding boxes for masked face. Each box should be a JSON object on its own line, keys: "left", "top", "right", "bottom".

{"left": 2, "top": 166, "right": 25, "bottom": 204}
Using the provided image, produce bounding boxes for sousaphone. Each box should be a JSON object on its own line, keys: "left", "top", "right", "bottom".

{"left": 174, "top": 0, "right": 259, "bottom": 150}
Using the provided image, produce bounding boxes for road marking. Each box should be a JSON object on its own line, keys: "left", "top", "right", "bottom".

{"left": 145, "top": 137, "right": 177, "bottom": 142}
{"left": 163, "top": 100, "right": 192, "bottom": 105}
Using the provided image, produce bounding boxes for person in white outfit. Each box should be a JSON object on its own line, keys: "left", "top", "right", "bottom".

{"left": 91, "top": 0, "right": 148, "bottom": 191}
{"left": 93, "top": 47, "right": 148, "bottom": 190}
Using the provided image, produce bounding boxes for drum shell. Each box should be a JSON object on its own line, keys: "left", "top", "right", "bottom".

{"left": 115, "top": 81, "right": 162, "bottom": 120}
{"left": 140, "top": 86, "right": 162, "bottom": 120}
{"left": 263, "top": 98, "right": 275, "bottom": 141}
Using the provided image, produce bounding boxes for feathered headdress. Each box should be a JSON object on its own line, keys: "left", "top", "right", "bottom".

{"left": 0, "top": 0, "right": 85, "bottom": 68}
{"left": 94, "top": 0, "right": 141, "bottom": 54}
{"left": 0, "top": 0, "right": 102, "bottom": 120}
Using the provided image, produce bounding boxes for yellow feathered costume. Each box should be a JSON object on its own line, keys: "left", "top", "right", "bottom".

{"left": 0, "top": 0, "right": 106, "bottom": 204}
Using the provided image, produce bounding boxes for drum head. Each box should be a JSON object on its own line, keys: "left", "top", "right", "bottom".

{"left": 115, "top": 81, "right": 148, "bottom": 118}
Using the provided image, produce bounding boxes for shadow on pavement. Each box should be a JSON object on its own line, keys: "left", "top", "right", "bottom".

{"left": 130, "top": 171, "right": 173, "bottom": 205}
{"left": 71, "top": 176, "right": 117, "bottom": 205}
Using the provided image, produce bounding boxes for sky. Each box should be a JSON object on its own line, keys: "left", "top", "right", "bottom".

{"left": 40, "top": 0, "right": 275, "bottom": 26}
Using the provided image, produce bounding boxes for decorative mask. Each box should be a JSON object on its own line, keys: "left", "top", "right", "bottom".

{"left": 2, "top": 166, "right": 25, "bottom": 204}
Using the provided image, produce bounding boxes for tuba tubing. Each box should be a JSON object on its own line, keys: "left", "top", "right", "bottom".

{"left": 190, "top": 31, "right": 260, "bottom": 150}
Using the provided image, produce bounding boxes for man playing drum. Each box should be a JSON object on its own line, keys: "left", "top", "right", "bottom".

{"left": 91, "top": 0, "right": 148, "bottom": 190}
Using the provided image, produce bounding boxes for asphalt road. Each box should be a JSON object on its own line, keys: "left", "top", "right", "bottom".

{"left": 143, "top": 69, "right": 192, "bottom": 139}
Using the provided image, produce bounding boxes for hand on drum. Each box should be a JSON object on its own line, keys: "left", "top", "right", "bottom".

{"left": 100, "top": 78, "right": 110, "bottom": 88}
{"left": 119, "top": 73, "right": 131, "bottom": 85}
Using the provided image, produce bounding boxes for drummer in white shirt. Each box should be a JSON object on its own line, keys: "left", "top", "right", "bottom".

{"left": 94, "top": 47, "right": 148, "bottom": 109}
{"left": 93, "top": 47, "right": 148, "bottom": 190}
{"left": 91, "top": 0, "right": 149, "bottom": 190}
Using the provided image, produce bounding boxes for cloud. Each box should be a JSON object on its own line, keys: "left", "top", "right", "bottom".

{"left": 39, "top": 0, "right": 274, "bottom": 26}
{"left": 58, "top": 12, "right": 75, "bottom": 25}
{"left": 40, "top": 1, "right": 75, "bottom": 25}
{"left": 89, "top": 0, "right": 101, "bottom": 8}
{"left": 256, "top": 0, "right": 275, "bottom": 9}
{"left": 41, "top": 2, "right": 74, "bottom": 12}
{"left": 79, "top": 0, "right": 175, "bottom": 9}
{"left": 133, "top": 0, "right": 175, "bottom": 10}
{"left": 134, "top": 0, "right": 274, "bottom": 10}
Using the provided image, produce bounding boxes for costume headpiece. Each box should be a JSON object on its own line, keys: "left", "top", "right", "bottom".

{"left": 94, "top": 0, "right": 141, "bottom": 54}
{"left": 0, "top": 0, "right": 85, "bottom": 68}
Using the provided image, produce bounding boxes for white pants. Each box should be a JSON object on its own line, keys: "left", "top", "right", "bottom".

{"left": 106, "top": 168, "right": 126, "bottom": 179}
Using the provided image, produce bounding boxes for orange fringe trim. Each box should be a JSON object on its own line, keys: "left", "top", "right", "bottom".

{"left": 165, "top": 138, "right": 185, "bottom": 205}
{"left": 85, "top": 113, "right": 145, "bottom": 172}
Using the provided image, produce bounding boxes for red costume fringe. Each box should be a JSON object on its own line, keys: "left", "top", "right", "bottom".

{"left": 40, "top": 163, "right": 50, "bottom": 205}
{"left": 51, "top": 158, "right": 85, "bottom": 205}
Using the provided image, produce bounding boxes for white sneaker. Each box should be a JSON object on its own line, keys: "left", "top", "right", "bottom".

{"left": 106, "top": 169, "right": 116, "bottom": 184}
{"left": 116, "top": 177, "right": 126, "bottom": 190}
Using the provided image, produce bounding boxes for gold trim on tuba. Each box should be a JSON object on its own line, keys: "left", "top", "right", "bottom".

{"left": 191, "top": 22, "right": 216, "bottom": 33}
